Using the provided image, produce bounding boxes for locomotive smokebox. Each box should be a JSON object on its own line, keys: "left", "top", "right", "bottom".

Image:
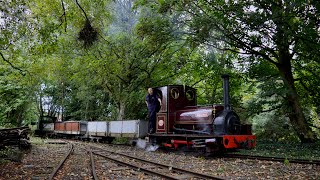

{"left": 213, "top": 74, "right": 241, "bottom": 135}
{"left": 222, "top": 74, "right": 230, "bottom": 111}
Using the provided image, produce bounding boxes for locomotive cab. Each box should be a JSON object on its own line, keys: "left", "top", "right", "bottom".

{"left": 153, "top": 85, "right": 198, "bottom": 133}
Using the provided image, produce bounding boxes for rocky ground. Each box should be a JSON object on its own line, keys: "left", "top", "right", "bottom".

{"left": 0, "top": 139, "right": 319, "bottom": 179}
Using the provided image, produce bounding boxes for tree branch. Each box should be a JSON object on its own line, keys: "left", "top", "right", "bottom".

{"left": 98, "top": 33, "right": 123, "bottom": 59}
{"left": 191, "top": 78, "right": 206, "bottom": 87}
{"left": 60, "top": 0, "right": 67, "bottom": 32}
{"left": 75, "top": 0, "right": 89, "bottom": 21}
{"left": 0, "top": 51, "right": 25, "bottom": 75}
{"left": 223, "top": 31, "right": 280, "bottom": 66}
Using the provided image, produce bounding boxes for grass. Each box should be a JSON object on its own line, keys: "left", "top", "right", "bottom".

{"left": 234, "top": 140, "right": 320, "bottom": 160}
{"left": 29, "top": 136, "right": 46, "bottom": 145}
{"left": 112, "top": 137, "right": 130, "bottom": 144}
{"left": 0, "top": 159, "right": 10, "bottom": 164}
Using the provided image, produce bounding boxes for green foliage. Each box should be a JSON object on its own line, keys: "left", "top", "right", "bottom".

{"left": 1, "top": 0, "right": 319, "bottom": 144}
{"left": 0, "top": 146, "right": 24, "bottom": 162}
{"left": 137, "top": 0, "right": 320, "bottom": 142}
{"left": 216, "top": 167, "right": 225, "bottom": 173}
{"left": 21, "top": 0, "right": 189, "bottom": 121}
{"left": 284, "top": 158, "right": 290, "bottom": 166}
{"left": 244, "top": 60, "right": 319, "bottom": 140}
{"left": 178, "top": 50, "right": 245, "bottom": 107}
{"left": 113, "top": 137, "right": 129, "bottom": 144}
{"left": 252, "top": 111, "right": 299, "bottom": 142}
{"left": 0, "top": 71, "right": 37, "bottom": 127}
{"left": 29, "top": 137, "right": 45, "bottom": 145}
{"left": 64, "top": 83, "right": 112, "bottom": 121}
{"left": 309, "top": 107, "right": 320, "bottom": 138}
{"left": 0, "top": 147, "right": 10, "bottom": 157}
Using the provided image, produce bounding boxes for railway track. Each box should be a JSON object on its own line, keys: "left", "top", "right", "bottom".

{"left": 18, "top": 141, "right": 73, "bottom": 180}
{"left": 90, "top": 145, "right": 224, "bottom": 180}
{"left": 41, "top": 139, "right": 319, "bottom": 179}
{"left": 48, "top": 142, "right": 74, "bottom": 180}
{"left": 89, "top": 147, "right": 99, "bottom": 180}
{"left": 47, "top": 141, "right": 97, "bottom": 180}
{"left": 224, "top": 154, "right": 320, "bottom": 165}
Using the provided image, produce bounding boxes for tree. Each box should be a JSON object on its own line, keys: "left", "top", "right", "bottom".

{"left": 138, "top": 0, "right": 320, "bottom": 142}
{"left": 80, "top": 0, "right": 192, "bottom": 120}
{"left": 0, "top": 0, "right": 40, "bottom": 127}
{"left": 22, "top": 0, "right": 189, "bottom": 121}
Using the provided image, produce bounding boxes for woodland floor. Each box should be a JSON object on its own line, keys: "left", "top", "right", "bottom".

{"left": 234, "top": 140, "right": 320, "bottom": 160}
{"left": 0, "top": 138, "right": 319, "bottom": 179}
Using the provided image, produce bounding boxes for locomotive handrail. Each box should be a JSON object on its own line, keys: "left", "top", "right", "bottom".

{"left": 195, "top": 104, "right": 223, "bottom": 107}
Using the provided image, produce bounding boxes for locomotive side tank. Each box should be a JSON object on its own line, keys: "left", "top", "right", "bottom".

{"left": 149, "top": 75, "right": 256, "bottom": 151}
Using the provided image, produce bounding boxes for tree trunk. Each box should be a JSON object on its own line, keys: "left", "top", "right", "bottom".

{"left": 277, "top": 60, "right": 316, "bottom": 143}
{"left": 117, "top": 101, "right": 126, "bottom": 120}
{"left": 85, "top": 100, "right": 89, "bottom": 120}
{"left": 274, "top": 11, "right": 316, "bottom": 142}
{"left": 39, "top": 94, "right": 44, "bottom": 130}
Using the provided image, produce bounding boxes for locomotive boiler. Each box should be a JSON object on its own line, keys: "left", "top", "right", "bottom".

{"left": 149, "top": 75, "right": 256, "bottom": 152}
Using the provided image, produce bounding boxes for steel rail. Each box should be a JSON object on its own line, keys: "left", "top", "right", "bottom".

{"left": 89, "top": 149, "right": 99, "bottom": 180}
{"left": 63, "top": 142, "right": 99, "bottom": 180}
{"left": 93, "top": 151, "right": 181, "bottom": 180}
{"left": 91, "top": 146, "right": 224, "bottom": 180}
{"left": 225, "top": 154, "right": 320, "bottom": 165}
{"left": 48, "top": 143, "right": 74, "bottom": 180}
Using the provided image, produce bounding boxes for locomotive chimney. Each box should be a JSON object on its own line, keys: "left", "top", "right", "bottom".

{"left": 222, "top": 74, "right": 230, "bottom": 111}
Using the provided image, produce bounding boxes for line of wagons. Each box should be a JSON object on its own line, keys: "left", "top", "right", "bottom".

{"left": 42, "top": 120, "right": 148, "bottom": 143}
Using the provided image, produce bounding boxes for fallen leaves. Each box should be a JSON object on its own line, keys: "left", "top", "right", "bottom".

{"left": 1, "top": 141, "right": 320, "bottom": 179}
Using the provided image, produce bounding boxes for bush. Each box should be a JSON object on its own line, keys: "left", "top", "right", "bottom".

{"left": 252, "top": 111, "right": 299, "bottom": 143}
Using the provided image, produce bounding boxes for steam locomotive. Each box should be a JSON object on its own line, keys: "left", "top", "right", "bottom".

{"left": 148, "top": 75, "right": 256, "bottom": 152}
{"left": 35, "top": 75, "right": 255, "bottom": 153}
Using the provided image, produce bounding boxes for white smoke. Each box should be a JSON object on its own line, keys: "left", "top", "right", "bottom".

{"left": 135, "top": 138, "right": 147, "bottom": 149}
{"left": 146, "top": 144, "right": 159, "bottom": 152}
{"left": 107, "top": 0, "right": 139, "bottom": 35}
{"left": 135, "top": 138, "right": 159, "bottom": 152}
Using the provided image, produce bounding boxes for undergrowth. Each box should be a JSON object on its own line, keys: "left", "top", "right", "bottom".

{"left": 235, "top": 140, "right": 320, "bottom": 160}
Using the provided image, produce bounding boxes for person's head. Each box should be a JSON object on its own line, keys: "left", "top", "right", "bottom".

{"left": 148, "top": 88, "right": 153, "bottom": 95}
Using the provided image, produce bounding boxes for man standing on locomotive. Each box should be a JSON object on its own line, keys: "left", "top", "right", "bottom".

{"left": 146, "top": 88, "right": 162, "bottom": 134}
